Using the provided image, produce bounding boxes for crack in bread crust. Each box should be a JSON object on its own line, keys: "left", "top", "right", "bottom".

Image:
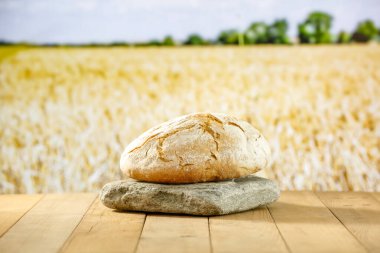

{"left": 129, "top": 123, "right": 197, "bottom": 156}
{"left": 176, "top": 153, "right": 194, "bottom": 169}
{"left": 128, "top": 132, "right": 160, "bottom": 153}
{"left": 227, "top": 121, "right": 249, "bottom": 142}
{"left": 155, "top": 124, "right": 198, "bottom": 162}
{"left": 157, "top": 137, "right": 172, "bottom": 162}
{"left": 121, "top": 113, "right": 270, "bottom": 183}
{"left": 210, "top": 151, "right": 217, "bottom": 160}
{"left": 198, "top": 114, "right": 223, "bottom": 152}
{"left": 201, "top": 123, "right": 220, "bottom": 151}
{"left": 228, "top": 121, "right": 245, "bottom": 132}
{"left": 191, "top": 113, "right": 224, "bottom": 125}
{"left": 129, "top": 113, "right": 224, "bottom": 155}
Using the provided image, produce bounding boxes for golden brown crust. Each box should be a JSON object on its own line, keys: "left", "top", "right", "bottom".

{"left": 128, "top": 166, "right": 261, "bottom": 184}
{"left": 120, "top": 112, "right": 271, "bottom": 183}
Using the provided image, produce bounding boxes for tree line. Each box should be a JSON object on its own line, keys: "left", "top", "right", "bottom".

{"left": 1, "top": 11, "right": 379, "bottom": 47}
{"left": 144, "top": 11, "right": 380, "bottom": 46}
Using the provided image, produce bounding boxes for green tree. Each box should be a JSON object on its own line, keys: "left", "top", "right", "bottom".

{"left": 217, "top": 29, "right": 241, "bottom": 45}
{"left": 145, "top": 40, "right": 161, "bottom": 46}
{"left": 268, "top": 19, "right": 290, "bottom": 44}
{"left": 162, "top": 36, "right": 175, "bottom": 46}
{"left": 109, "top": 41, "right": 130, "bottom": 46}
{"left": 351, "top": 20, "right": 378, "bottom": 42}
{"left": 337, "top": 31, "right": 351, "bottom": 44}
{"left": 298, "top": 12, "right": 333, "bottom": 44}
{"left": 245, "top": 22, "right": 268, "bottom": 44}
{"left": 184, "top": 34, "right": 206, "bottom": 45}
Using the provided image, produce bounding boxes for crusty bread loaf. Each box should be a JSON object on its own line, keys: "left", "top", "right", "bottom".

{"left": 120, "top": 113, "right": 271, "bottom": 183}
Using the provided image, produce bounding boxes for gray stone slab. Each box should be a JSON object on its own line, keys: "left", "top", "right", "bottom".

{"left": 100, "top": 175, "right": 280, "bottom": 216}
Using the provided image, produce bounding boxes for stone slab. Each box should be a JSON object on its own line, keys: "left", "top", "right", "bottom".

{"left": 100, "top": 175, "right": 280, "bottom": 216}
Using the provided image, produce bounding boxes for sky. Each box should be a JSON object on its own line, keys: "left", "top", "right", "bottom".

{"left": 0, "top": 0, "right": 379, "bottom": 44}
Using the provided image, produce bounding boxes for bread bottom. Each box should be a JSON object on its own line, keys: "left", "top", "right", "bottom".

{"left": 127, "top": 166, "right": 261, "bottom": 184}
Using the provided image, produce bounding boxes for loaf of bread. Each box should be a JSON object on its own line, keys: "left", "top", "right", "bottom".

{"left": 120, "top": 113, "right": 271, "bottom": 183}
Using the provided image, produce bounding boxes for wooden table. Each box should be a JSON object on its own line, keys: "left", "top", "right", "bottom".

{"left": 0, "top": 192, "right": 379, "bottom": 253}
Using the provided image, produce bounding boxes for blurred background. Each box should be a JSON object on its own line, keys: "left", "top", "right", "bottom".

{"left": 0, "top": 0, "right": 379, "bottom": 193}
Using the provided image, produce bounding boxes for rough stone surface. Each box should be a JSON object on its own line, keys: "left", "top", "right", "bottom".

{"left": 100, "top": 175, "right": 280, "bottom": 216}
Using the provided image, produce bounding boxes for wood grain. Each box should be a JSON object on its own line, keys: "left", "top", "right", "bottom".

{"left": 317, "top": 192, "right": 380, "bottom": 253}
{"left": 0, "top": 193, "right": 378, "bottom": 253}
{"left": 209, "top": 207, "right": 289, "bottom": 253}
{"left": 0, "top": 193, "right": 96, "bottom": 253}
{"left": 136, "top": 214, "right": 210, "bottom": 253}
{"left": 371, "top": 192, "right": 380, "bottom": 202}
{"left": 60, "top": 198, "right": 146, "bottom": 253}
{"left": 0, "top": 194, "right": 43, "bottom": 237}
{"left": 267, "top": 191, "right": 366, "bottom": 253}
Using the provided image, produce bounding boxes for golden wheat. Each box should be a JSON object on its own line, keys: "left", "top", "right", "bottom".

{"left": 0, "top": 46, "right": 379, "bottom": 193}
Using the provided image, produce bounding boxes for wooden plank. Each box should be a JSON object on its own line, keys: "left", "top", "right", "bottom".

{"left": 60, "top": 198, "right": 146, "bottom": 253}
{"left": 268, "top": 191, "right": 366, "bottom": 253}
{"left": 371, "top": 192, "right": 380, "bottom": 202}
{"left": 0, "top": 194, "right": 43, "bottom": 237}
{"left": 209, "top": 207, "right": 289, "bottom": 253}
{"left": 317, "top": 192, "right": 380, "bottom": 253}
{"left": 0, "top": 193, "right": 96, "bottom": 253}
{"left": 136, "top": 214, "right": 210, "bottom": 253}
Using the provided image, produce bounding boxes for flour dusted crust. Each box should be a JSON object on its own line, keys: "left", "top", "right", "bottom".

{"left": 120, "top": 113, "right": 271, "bottom": 183}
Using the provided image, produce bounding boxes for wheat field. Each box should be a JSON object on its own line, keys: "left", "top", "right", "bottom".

{"left": 0, "top": 46, "right": 379, "bottom": 193}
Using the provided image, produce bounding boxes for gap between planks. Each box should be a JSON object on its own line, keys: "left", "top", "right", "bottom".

{"left": 2, "top": 192, "right": 378, "bottom": 253}
{"left": 0, "top": 194, "right": 44, "bottom": 237}
{"left": 60, "top": 198, "right": 146, "bottom": 253}
{"left": 62, "top": 200, "right": 290, "bottom": 253}
{"left": 136, "top": 214, "right": 210, "bottom": 253}
{"left": 267, "top": 191, "right": 368, "bottom": 253}
{"left": 209, "top": 206, "right": 289, "bottom": 253}
{"left": 371, "top": 192, "right": 380, "bottom": 202}
{"left": 316, "top": 192, "right": 380, "bottom": 253}
{"left": 0, "top": 193, "right": 96, "bottom": 253}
